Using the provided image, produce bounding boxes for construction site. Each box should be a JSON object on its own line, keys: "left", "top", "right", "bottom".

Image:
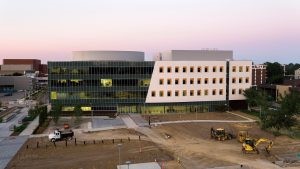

{"left": 6, "top": 112, "right": 300, "bottom": 169}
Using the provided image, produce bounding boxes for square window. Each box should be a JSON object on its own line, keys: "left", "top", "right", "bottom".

{"left": 175, "top": 78, "right": 179, "bottom": 85}
{"left": 151, "top": 91, "right": 156, "bottom": 97}
{"left": 205, "top": 66, "right": 209, "bottom": 72}
{"left": 232, "top": 89, "right": 236, "bottom": 95}
{"left": 232, "top": 66, "right": 236, "bottom": 72}
{"left": 159, "top": 79, "right": 164, "bottom": 85}
{"left": 190, "top": 78, "right": 194, "bottom": 84}
{"left": 212, "top": 89, "right": 216, "bottom": 95}
{"left": 212, "top": 78, "right": 216, "bottom": 84}
{"left": 197, "top": 66, "right": 201, "bottom": 72}
{"left": 204, "top": 78, "right": 208, "bottom": 84}
{"left": 239, "top": 78, "right": 243, "bottom": 83}
{"left": 219, "top": 78, "right": 223, "bottom": 84}
{"left": 159, "top": 67, "right": 164, "bottom": 73}
{"left": 197, "top": 90, "right": 201, "bottom": 96}
{"left": 175, "top": 90, "right": 179, "bottom": 96}
{"left": 183, "top": 90, "right": 187, "bottom": 96}
{"left": 219, "top": 66, "right": 223, "bottom": 72}
{"left": 197, "top": 78, "right": 201, "bottom": 84}
{"left": 159, "top": 91, "right": 164, "bottom": 97}
{"left": 167, "top": 67, "right": 171, "bottom": 73}
{"left": 219, "top": 89, "right": 223, "bottom": 95}
{"left": 167, "top": 90, "right": 172, "bottom": 97}
{"left": 167, "top": 79, "right": 172, "bottom": 85}
{"left": 190, "top": 66, "right": 194, "bottom": 73}
{"left": 239, "top": 66, "right": 243, "bottom": 72}
{"left": 213, "top": 66, "right": 216, "bottom": 72}
{"left": 183, "top": 66, "right": 187, "bottom": 73}
{"left": 183, "top": 78, "right": 186, "bottom": 85}
{"left": 190, "top": 90, "right": 194, "bottom": 96}
{"left": 232, "top": 78, "right": 236, "bottom": 83}
{"left": 204, "top": 90, "right": 208, "bottom": 96}
{"left": 175, "top": 66, "right": 179, "bottom": 73}
{"left": 246, "top": 66, "right": 250, "bottom": 72}
{"left": 239, "top": 89, "right": 243, "bottom": 94}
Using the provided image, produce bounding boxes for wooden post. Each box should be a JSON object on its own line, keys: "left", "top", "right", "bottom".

{"left": 37, "top": 141, "right": 39, "bottom": 148}
{"left": 102, "top": 140, "right": 104, "bottom": 144}
{"left": 84, "top": 141, "right": 86, "bottom": 145}
{"left": 112, "top": 139, "right": 114, "bottom": 144}
{"left": 53, "top": 141, "right": 56, "bottom": 148}
{"left": 75, "top": 138, "right": 77, "bottom": 146}
{"left": 128, "top": 137, "right": 130, "bottom": 142}
{"left": 139, "top": 135, "right": 141, "bottom": 141}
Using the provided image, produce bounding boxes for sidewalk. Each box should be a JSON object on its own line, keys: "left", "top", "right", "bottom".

{"left": 20, "top": 115, "right": 39, "bottom": 136}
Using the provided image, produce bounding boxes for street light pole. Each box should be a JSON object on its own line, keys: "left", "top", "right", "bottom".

{"left": 117, "top": 143, "right": 122, "bottom": 166}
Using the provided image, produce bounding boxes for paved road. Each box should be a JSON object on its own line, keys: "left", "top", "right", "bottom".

{"left": 0, "top": 107, "right": 29, "bottom": 142}
{"left": 151, "top": 112, "right": 256, "bottom": 125}
{"left": 0, "top": 136, "right": 28, "bottom": 169}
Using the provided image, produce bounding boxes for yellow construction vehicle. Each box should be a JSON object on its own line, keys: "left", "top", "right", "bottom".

{"left": 210, "top": 127, "right": 234, "bottom": 141}
{"left": 237, "top": 130, "right": 249, "bottom": 143}
{"left": 242, "top": 138, "right": 273, "bottom": 154}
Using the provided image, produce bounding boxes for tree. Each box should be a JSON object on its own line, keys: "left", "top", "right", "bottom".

{"left": 74, "top": 105, "right": 82, "bottom": 125}
{"left": 261, "top": 91, "right": 300, "bottom": 130}
{"left": 243, "top": 88, "right": 269, "bottom": 112}
{"left": 51, "top": 104, "right": 61, "bottom": 125}
{"left": 38, "top": 106, "right": 48, "bottom": 126}
{"left": 243, "top": 88, "right": 259, "bottom": 110}
{"left": 265, "top": 62, "right": 284, "bottom": 84}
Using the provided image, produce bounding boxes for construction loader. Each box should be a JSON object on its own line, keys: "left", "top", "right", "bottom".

{"left": 242, "top": 138, "right": 273, "bottom": 154}
{"left": 237, "top": 130, "right": 249, "bottom": 143}
{"left": 210, "top": 127, "right": 234, "bottom": 141}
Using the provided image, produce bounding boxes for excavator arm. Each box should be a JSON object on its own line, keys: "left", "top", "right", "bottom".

{"left": 255, "top": 138, "right": 273, "bottom": 153}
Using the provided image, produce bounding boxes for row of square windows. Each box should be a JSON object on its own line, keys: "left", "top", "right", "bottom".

{"left": 151, "top": 89, "right": 244, "bottom": 97}
{"left": 159, "top": 66, "right": 250, "bottom": 73}
{"left": 159, "top": 77, "right": 250, "bottom": 85}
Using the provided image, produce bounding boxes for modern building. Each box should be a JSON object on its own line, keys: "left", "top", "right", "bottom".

{"left": 252, "top": 64, "right": 266, "bottom": 87}
{"left": 48, "top": 50, "right": 252, "bottom": 115}
{"left": 295, "top": 68, "right": 300, "bottom": 79}
{"left": 0, "top": 76, "right": 35, "bottom": 93}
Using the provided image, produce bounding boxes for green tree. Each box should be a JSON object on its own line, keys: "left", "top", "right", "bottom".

{"left": 265, "top": 62, "right": 284, "bottom": 84}
{"left": 38, "top": 106, "right": 48, "bottom": 126}
{"left": 74, "top": 105, "right": 82, "bottom": 125}
{"left": 261, "top": 91, "right": 300, "bottom": 130}
{"left": 243, "top": 88, "right": 259, "bottom": 110}
{"left": 51, "top": 104, "right": 61, "bottom": 125}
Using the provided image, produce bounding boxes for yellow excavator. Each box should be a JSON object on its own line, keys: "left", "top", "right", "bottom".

{"left": 242, "top": 138, "right": 273, "bottom": 154}
{"left": 210, "top": 127, "right": 234, "bottom": 141}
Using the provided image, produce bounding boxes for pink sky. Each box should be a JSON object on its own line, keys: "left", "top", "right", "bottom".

{"left": 0, "top": 0, "right": 300, "bottom": 64}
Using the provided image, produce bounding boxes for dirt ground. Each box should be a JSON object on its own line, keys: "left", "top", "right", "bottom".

{"left": 7, "top": 112, "right": 300, "bottom": 169}
{"left": 7, "top": 130, "right": 180, "bottom": 169}
{"left": 143, "top": 111, "right": 246, "bottom": 122}
{"left": 150, "top": 122, "right": 300, "bottom": 168}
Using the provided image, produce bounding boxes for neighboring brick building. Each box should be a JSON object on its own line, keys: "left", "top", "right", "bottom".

{"left": 252, "top": 64, "right": 266, "bottom": 87}
{"left": 1, "top": 59, "right": 47, "bottom": 75}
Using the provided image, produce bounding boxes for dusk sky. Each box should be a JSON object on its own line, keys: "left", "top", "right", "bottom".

{"left": 0, "top": 0, "right": 300, "bottom": 64}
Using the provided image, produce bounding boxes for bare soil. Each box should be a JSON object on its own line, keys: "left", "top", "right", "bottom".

{"left": 150, "top": 122, "right": 300, "bottom": 168}
{"left": 7, "top": 131, "right": 179, "bottom": 169}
